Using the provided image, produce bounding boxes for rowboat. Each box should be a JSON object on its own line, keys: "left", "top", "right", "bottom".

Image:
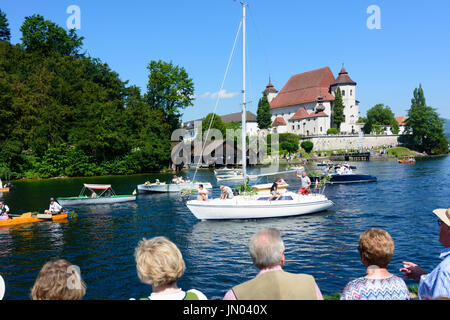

{"left": 0, "top": 212, "right": 68, "bottom": 228}
{"left": 0, "top": 188, "right": 9, "bottom": 193}
{"left": 398, "top": 158, "right": 416, "bottom": 164}
{"left": 57, "top": 184, "right": 136, "bottom": 206}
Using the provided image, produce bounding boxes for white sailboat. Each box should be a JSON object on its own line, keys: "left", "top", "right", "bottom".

{"left": 185, "top": 3, "right": 334, "bottom": 220}
{"left": 137, "top": 181, "right": 213, "bottom": 193}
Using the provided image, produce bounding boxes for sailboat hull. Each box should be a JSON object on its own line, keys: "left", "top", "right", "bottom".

{"left": 186, "top": 193, "right": 333, "bottom": 220}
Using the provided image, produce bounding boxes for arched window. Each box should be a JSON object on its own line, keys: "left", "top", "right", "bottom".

{"left": 350, "top": 89, "right": 353, "bottom": 96}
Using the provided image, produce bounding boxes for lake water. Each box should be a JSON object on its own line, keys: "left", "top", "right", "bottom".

{"left": 0, "top": 156, "right": 449, "bottom": 300}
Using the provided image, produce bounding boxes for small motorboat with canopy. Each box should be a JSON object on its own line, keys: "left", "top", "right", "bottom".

{"left": 57, "top": 184, "right": 136, "bottom": 206}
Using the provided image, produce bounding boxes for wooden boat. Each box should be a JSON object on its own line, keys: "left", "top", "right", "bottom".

{"left": 0, "top": 212, "right": 68, "bottom": 228}
{"left": 398, "top": 158, "right": 416, "bottom": 164}
{"left": 57, "top": 184, "right": 136, "bottom": 206}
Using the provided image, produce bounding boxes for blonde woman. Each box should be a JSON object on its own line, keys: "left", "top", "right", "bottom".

{"left": 341, "top": 228, "right": 410, "bottom": 300}
{"left": 134, "top": 237, "right": 207, "bottom": 300}
{"left": 31, "top": 259, "right": 86, "bottom": 300}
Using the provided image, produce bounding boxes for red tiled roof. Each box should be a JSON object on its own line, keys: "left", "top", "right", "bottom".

{"left": 289, "top": 107, "right": 328, "bottom": 121}
{"left": 395, "top": 116, "right": 407, "bottom": 125}
{"left": 263, "top": 81, "right": 278, "bottom": 94}
{"left": 270, "top": 67, "right": 336, "bottom": 110}
{"left": 272, "top": 116, "right": 287, "bottom": 126}
{"left": 333, "top": 66, "right": 356, "bottom": 86}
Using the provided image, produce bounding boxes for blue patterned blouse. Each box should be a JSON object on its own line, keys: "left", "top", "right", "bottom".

{"left": 341, "top": 275, "right": 410, "bottom": 300}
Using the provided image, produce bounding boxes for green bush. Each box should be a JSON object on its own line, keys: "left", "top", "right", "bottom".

{"left": 301, "top": 141, "right": 314, "bottom": 153}
{"left": 327, "top": 128, "right": 339, "bottom": 135}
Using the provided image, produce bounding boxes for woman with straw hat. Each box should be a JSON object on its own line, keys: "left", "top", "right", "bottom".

{"left": 400, "top": 207, "right": 450, "bottom": 299}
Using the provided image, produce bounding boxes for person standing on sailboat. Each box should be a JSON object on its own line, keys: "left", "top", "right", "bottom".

{"left": 197, "top": 184, "right": 209, "bottom": 201}
{"left": 297, "top": 171, "right": 311, "bottom": 195}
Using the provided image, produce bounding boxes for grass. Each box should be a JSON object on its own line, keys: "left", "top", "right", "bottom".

{"left": 387, "top": 147, "right": 417, "bottom": 157}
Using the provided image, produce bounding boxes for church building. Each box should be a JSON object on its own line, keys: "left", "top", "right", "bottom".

{"left": 265, "top": 66, "right": 361, "bottom": 135}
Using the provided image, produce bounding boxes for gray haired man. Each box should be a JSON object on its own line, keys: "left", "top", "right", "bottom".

{"left": 223, "top": 228, "right": 323, "bottom": 300}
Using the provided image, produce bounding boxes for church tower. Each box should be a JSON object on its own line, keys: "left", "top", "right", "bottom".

{"left": 330, "top": 66, "right": 359, "bottom": 133}
{"left": 262, "top": 79, "right": 278, "bottom": 104}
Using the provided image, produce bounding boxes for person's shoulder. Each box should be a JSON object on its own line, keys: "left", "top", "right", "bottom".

{"left": 187, "top": 289, "right": 208, "bottom": 300}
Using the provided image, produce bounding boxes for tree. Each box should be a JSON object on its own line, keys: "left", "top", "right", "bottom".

{"left": 20, "top": 14, "right": 84, "bottom": 56}
{"left": 0, "top": 9, "right": 11, "bottom": 42}
{"left": 327, "top": 128, "right": 339, "bottom": 135}
{"left": 406, "top": 84, "right": 447, "bottom": 154}
{"left": 333, "top": 87, "right": 345, "bottom": 130}
{"left": 257, "top": 94, "right": 272, "bottom": 129}
{"left": 301, "top": 141, "right": 314, "bottom": 153}
{"left": 363, "top": 104, "right": 398, "bottom": 134}
{"left": 201, "top": 113, "right": 226, "bottom": 140}
{"left": 145, "top": 60, "right": 194, "bottom": 133}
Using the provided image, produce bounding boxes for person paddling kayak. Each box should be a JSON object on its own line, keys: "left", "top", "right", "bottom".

{"left": 0, "top": 201, "right": 10, "bottom": 221}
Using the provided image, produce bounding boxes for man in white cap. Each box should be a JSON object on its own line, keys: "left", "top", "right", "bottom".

{"left": 400, "top": 207, "right": 450, "bottom": 299}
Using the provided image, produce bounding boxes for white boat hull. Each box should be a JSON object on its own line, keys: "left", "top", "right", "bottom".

{"left": 137, "top": 182, "right": 213, "bottom": 193}
{"left": 186, "top": 192, "right": 333, "bottom": 220}
{"left": 57, "top": 195, "right": 136, "bottom": 206}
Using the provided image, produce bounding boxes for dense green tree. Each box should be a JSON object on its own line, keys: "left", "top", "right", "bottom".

{"left": 20, "top": 14, "right": 84, "bottom": 56}
{"left": 301, "top": 141, "right": 314, "bottom": 153}
{"left": 406, "top": 84, "right": 447, "bottom": 154}
{"left": 257, "top": 94, "right": 272, "bottom": 129}
{"left": 201, "top": 113, "right": 227, "bottom": 139}
{"left": 0, "top": 15, "right": 176, "bottom": 179}
{"left": 363, "top": 104, "right": 398, "bottom": 134}
{"left": 333, "top": 87, "right": 345, "bottom": 130}
{"left": 0, "top": 9, "right": 11, "bottom": 42}
{"left": 145, "top": 60, "right": 194, "bottom": 133}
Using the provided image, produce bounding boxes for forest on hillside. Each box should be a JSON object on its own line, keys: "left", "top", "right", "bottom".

{"left": 0, "top": 11, "right": 194, "bottom": 180}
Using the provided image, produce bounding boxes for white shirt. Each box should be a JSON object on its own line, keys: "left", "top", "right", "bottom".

{"left": 148, "top": 289, "right": 207, "bottom": 300}
{"left": 0, "top": 204, "right": 9, "bottom": 215}
{"left": 49, "top": 202, "right": 62, "bottom": 212}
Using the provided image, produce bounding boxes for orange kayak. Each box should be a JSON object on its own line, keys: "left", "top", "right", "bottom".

{"left": 0, "top": 212, "right": 68, "bottom": 227}
{"left": 0, "top": 188, "right": 9, "bottom": 192}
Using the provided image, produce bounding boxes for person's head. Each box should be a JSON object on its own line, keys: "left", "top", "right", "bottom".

{"left": 134, "top": 237, "right": 185, "bottom": 289}
{"left": 199, "top": 184, "right": 203, "bottom": 189}
{"left": 31, "top": 259, "right": 86, "bottom": 300}
{"left": 50, "top": 198, "right": 55, "bottom": 203}
{"left": 358, "top": 228, "right": 394, "bottom": 268}
{"left": 433, "top": 208, "right": 450, "bottom": 247}
{"left": 301, "top": 171, "right": 307, "bottom": 177}
{"left": 249, "top": 228, "right": 285, "bottom": 270}
{"left": 220, "top": 185, "right": 224, "bottom": 191}
{"left": 0, "top": 201, "right": 3, "bottom": 206}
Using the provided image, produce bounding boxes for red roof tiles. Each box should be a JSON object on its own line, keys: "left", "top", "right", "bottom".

{"left": 289, "top": 107, "right": 328, "bottom": 121}
{"left": 395, "top": 116, "right": 407, "bottom": 125}
{"left": 272, "top": 116, "right": 287, "bottom": 126}
{"left": 333, "top": 66, "right": 356, "bottom": 86}
{"left": 263, "top": 81, "right": 278, "bottom": 94}
{"left": 270, "top": 67, "right": 336, "bottom": 110}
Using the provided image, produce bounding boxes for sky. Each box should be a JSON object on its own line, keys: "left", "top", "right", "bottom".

{"left": 2, "top": 0, "right": 450, "bottom": 121}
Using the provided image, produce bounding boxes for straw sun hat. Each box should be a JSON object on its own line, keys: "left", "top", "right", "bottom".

{"left": 433, "top": 208, "right": 450, "bottom": 227}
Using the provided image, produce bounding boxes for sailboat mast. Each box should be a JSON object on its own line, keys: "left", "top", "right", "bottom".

{"left": 241, "top": 2, "right": 247, "bottom": 183}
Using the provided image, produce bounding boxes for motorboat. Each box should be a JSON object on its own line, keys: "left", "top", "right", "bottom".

{"left": 185, "top": 3, "right": 334, "bottom": 220}
{"left": 57, "top": 184, "right": 136, "bottom": 206}
{"left": 137, "top": 181, "right": 213, "bottom": 193}
{"left": 326, "top": 173, "right": 377, "bottom": 184}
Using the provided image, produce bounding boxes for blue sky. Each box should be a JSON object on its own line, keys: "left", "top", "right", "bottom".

{"left": 3, "top": 0, "right": 450, "bottom": 121}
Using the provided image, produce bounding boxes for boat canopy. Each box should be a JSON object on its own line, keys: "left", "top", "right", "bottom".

{"left": 83, "top": 184, "right": 112, "bottom": 190}
{"left": 79, "top": 184, "right": 116, "bottom": 198}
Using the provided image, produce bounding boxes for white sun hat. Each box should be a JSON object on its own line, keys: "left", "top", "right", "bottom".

{"left": 433, "top": 208, "right": 450, "bottom": 227}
